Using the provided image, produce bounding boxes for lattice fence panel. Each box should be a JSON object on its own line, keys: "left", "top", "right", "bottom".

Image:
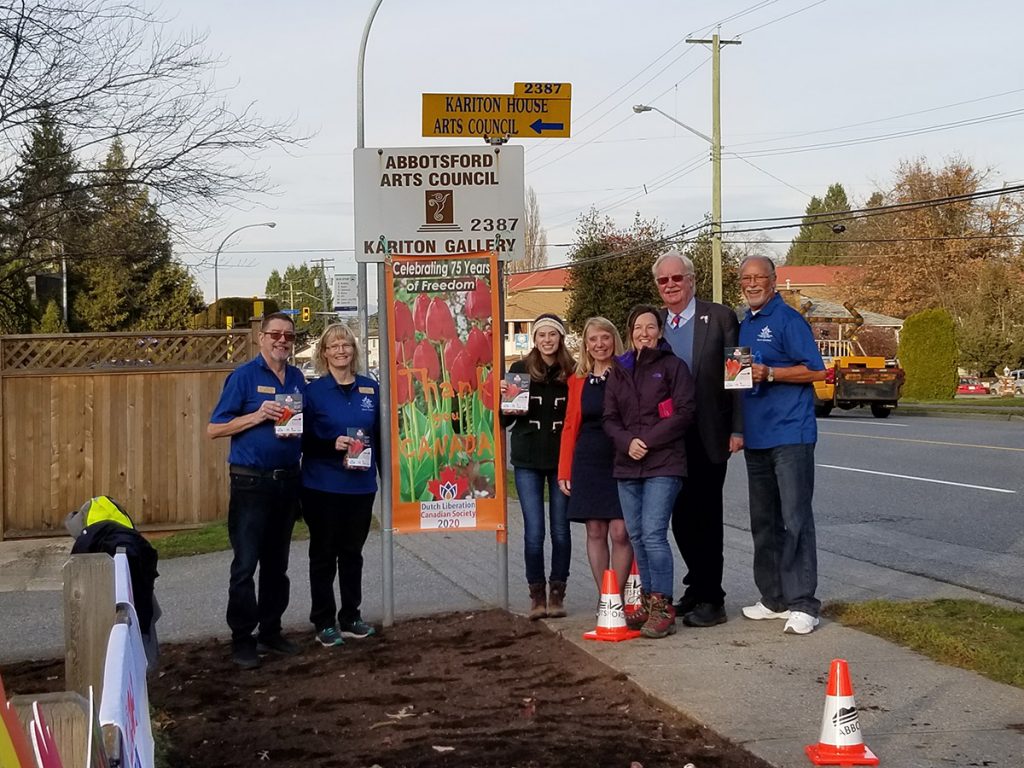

{"left": 1, "top": 330, "right": 253, "bottom": 372}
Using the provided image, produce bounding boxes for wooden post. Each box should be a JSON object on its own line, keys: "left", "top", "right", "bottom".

{"left": 11, "top": 691, "right": 108, "bottom": 768}
{"left": 63, "top": 553, "right": 115, "bottom": 702}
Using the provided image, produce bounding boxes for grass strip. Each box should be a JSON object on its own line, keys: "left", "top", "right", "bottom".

{"left": 153, "top": 520, "right": 310, "bottom": 559}
{"left": 823, "top": 599, "right": 1024, "bottom": 688}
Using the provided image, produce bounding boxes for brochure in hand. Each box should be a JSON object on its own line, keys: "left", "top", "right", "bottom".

{"left": 345, "top": 427, "right": 372, "bottom": 470}
{"left": 274, "top": 393, "right": 303, "bottom": 436}
{"left": 501, "top": 372, "right": 531, "bottom": 414}
{"left": 724, "top": 347, "right": 753, "bottom": 389}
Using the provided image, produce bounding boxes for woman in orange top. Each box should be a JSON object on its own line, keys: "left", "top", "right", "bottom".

{"left": 558, "top": 317, "right": 633, "bottom": 601}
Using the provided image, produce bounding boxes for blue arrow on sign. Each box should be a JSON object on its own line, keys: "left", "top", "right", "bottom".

{"left": 530, "top": 118, "right": 564, "bottom": 134}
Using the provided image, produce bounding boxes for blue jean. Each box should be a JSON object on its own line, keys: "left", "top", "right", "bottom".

{"left": 744, "top": 443, "right": 820, "bottom": 616}
{"left": 617, "top": 476, "right": 682, "bottom": 597}
{"left": 514, "top": 467, "right": 570, "bottom": 584}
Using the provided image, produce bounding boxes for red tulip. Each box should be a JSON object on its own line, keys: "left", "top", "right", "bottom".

{"left": 425, "top": 297, "right": 456, "bottom": 342}
{"left": 464, "top": 279, "right": 491, "bottom": 320}
{"left": 466, "top": 326, "right": 491, "bottom": 365}
{"left": 413, "top": 293, "right": 430, "bottom": 333}
{"left": 412, "top": 339, "right": 440, "bottom": 380}
{"left": 396, "top": 371, "right": 412, "bottom": 405}
{"left": 394, "top": 300, "right": 414, "bottom": 341}
{"left": 443, "top": 337, "right": 465, "bottom": 374}
{"left": 480, "top": 369, "right": 495, "bottom": 410}
{"left": 451, "top": 349, "right": 477, "bottom": 392}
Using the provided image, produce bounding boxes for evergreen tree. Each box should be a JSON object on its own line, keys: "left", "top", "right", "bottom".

{"left": 72, "top": 139, "right": 201, "bottom": 330}
{"left": 264, "top": 263, "right": 331, "bottom": 334}
{"left": 0, "top": 109, "right": 88, "bottom": 331}
{"left": 37, "top": 299, "right": 67, "bottom": 333}
{"left": 785, "top": 183, "right": 851, "bottom": 265}
{"left": 898, "top": 308, "right": 958, "bottom": 400}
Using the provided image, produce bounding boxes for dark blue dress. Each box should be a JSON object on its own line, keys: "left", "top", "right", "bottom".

{"left": 568, "top": 374, "right": 623, "bottom": 522}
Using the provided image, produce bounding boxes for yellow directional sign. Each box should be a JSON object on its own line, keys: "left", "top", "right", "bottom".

{"left": 422, "top": 84, "right": 572, "bottom": 139}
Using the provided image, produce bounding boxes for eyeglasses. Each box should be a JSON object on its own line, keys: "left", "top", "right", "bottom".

{"left": 263, "top": 330, "right": 296, "bottom": 341}
{"left": 656, "top": 273, "right": 692, "bottom": 286}
{"left": 326, "top": 342, "right": 354, "bottom": 352}
{"left": 740, "top": 274, "right": 773, "bottom": 284}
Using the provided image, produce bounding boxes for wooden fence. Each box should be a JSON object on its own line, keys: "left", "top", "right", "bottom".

{"left": 0, "top": 327, "right": 258, "bottom": 539}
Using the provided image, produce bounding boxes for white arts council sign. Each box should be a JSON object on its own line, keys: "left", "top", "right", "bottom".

{"left": 353, "top": 145, "right": 525, "bottom": 263}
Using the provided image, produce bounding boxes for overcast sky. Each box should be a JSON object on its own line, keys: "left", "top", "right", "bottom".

{"left": 165, "top": 0, "right": 1024, "bottom": 303}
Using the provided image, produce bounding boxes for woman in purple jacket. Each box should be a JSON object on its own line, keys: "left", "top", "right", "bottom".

{"left": 603, "top": 304, "right": 695, "bottom": 638}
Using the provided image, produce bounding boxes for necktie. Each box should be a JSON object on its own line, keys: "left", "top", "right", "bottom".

{"left": 671, "top": 315, "right": 680, "bottom": 328}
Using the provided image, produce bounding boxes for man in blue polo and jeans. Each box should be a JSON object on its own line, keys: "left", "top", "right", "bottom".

{"left": 208, "top": 311, "right": 306, "bottom": 667}
{"left": 737, "top": 256, "right": 826, "bottom": 635}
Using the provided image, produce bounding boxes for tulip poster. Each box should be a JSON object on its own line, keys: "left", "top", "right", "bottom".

{"left": 386, "top": 251, "right": 506, "bottom": 533}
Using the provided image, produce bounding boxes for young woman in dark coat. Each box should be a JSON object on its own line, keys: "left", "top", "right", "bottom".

{"left": 501, "top": 313, "right": 574, "bottom": 620}
{"left": 603, "top": 304, "right": 695, "bottom": 637}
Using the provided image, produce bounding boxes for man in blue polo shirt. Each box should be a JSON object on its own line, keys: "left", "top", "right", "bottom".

{"left": 738, "top": 256, "right": 826, "bottom": 636}
{"left": 208, "top": 311, "right": 306, "bottom": 667}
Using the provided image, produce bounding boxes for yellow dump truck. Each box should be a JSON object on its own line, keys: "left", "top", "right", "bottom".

{"left": 807, "top": 302, "right": 905, "bottom": 418}
{"left": 813, "top": 354, "right": 905, "bottom": 418}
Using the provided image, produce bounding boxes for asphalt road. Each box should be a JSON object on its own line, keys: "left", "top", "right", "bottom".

{"left": 723, "top": 410, "right": 1024, "bottom": 604}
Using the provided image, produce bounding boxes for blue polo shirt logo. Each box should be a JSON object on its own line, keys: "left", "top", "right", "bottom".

{"left": 361, "top": 396, "right": 374, "bottom": 411}
{"left": 757, "top": 326, "right": 774, "bottom": 342}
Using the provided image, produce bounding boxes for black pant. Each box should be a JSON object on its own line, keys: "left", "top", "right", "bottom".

{"left": 302, "top": 487, "right": 375, "bottom": 630}
{"left": 226, "top": 473, "right": 299, "bottom": 642}
{"left": 671, "top": 437, "right": 728, "bottom": 606}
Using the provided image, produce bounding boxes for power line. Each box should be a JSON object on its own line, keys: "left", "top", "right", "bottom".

{"left": 728, "top": 87, "right": 1024, "bottom": 150}
{"left": 736, "top": 0, "right": 832, "bottom": 36}
{"left": 730, "top": 106, "right": 1024, "bottom": 159}
{"left": 720, "top": 182, "right": 1024, "bottom": 227}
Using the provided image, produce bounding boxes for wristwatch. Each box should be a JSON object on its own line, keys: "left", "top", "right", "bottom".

{"left": 767, "top": 367, "right": 775, "bottom": 383}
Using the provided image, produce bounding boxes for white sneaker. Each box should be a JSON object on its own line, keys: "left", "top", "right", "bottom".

{"left": 784, "top": 611, "right": 820, "bottom": 635}
{"left": 741, "top": 601, "right": 791, "bottom": 621}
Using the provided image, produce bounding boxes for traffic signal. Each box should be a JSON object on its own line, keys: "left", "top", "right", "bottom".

{"left": 301, "top": 306, "right": 311, "bottom": 323}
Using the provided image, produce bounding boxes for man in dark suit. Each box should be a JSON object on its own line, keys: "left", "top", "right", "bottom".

{"left": 654, "top": 249, "right": 743, "bottom": 627}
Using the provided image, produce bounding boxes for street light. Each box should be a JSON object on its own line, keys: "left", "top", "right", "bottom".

{"left": 213, "top": 221, "right": 276, "bottom": 305}
{"left": 633, "top": 103, "right": 723, "bottom": 303}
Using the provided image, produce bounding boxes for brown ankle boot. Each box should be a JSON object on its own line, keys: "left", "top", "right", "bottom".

{"left": 528, "top": 583, "right": 547, "bottom": 620}
{"left": 547, "top": 581, "right": 567, "bottom": 618}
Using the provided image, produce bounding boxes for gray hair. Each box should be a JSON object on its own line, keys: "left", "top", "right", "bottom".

{"left": 651, "top": 248, "right": 694, "bottom": 277}
{"left": 739, "top": 254, "right": 776, "bottom": 276}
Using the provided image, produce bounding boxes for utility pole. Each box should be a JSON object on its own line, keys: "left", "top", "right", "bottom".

{"left": 686, "top": 32, "right": 740, "bottom": 304}
{"left": 308, "top": 257, "right": 333, "bottom": 316}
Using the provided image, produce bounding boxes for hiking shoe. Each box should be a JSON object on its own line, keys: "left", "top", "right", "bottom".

{"left": 784, "top": 611, "right": 820, "bottom": 635}
{"left": 339, "top": 618, "right": 376, "bottom": 639}
{"left": 640, "top": 594, "right": 677, "bottom": 639}
{"left": 315, "top": 626, "right": 345, "bottom": 648}
{"left": 741, "top": 601, "right": 791, "bottom": 621}
{"left": 231, "top": 638, "right": 260, "bottom": 669}
{"left": 682, "top": 602, "right": 728, "bottom": 628}
{"left": 256, "top": 633, "right": 301, "bottom": 655}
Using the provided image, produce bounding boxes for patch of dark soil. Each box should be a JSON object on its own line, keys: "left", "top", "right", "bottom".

{"left": 2, "top": 610, "right": 771, "bottom": 768}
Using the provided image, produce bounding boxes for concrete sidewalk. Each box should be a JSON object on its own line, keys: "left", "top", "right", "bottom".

{"left": 1, "top": 504, "right": 1022, "bottom": 767}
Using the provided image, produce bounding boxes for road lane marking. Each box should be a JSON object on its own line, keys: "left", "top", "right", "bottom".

{"left": 817, "top": 464, "right": 1017, "bottom": 494}
{"left": 819, "top": 431, "right": 1024, "bottom": 453}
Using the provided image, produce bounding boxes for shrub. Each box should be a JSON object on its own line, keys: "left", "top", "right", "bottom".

{"left": 899, "top": 308, "right": 957, "bottom": 400}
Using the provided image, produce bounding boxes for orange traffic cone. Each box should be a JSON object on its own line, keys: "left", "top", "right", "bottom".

{"left": 805, "top": 659, "right": 879, "bottom": 766}
{"left": 623, "top": 560, "right": 642, "bottom": 622}
{"left": 584, "top": 569, "right": 641, "bottom": 642}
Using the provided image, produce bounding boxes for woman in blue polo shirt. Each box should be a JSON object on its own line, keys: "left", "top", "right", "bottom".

{"left": 302, "top": 323, "right": 381, "bottom": 647}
